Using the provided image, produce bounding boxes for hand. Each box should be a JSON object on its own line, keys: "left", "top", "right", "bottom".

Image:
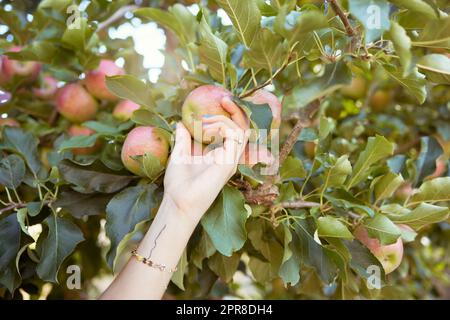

{"left": 163, "top": 97, "right": 249, "bottom": 226}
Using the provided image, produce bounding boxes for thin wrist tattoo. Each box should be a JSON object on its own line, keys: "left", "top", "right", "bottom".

{"left": 148, "top": 224, "right": 166, "bottom": 258}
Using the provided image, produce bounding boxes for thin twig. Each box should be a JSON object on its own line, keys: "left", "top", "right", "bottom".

{"left": 329, "top": 0, "right": 355, "bottom": 37}
{"left": 97, "top": 5, "right": 138, "bottom": 31}
{"left": 277, "top": 200, "right": 320, "bottom": 209}
{"left": 239, "top": 54, "right": 293, "bottom": 99}
{"left": 0, "top": 202, "right": 26, "bottom": 214}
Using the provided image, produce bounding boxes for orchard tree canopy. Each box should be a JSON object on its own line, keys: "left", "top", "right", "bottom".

{"left": 0, "top": 0, "right": 449, "bottom": 299}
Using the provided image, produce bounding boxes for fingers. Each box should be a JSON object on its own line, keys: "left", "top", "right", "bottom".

{"left": 171, "top": 122, "right": 192, "bottom": 158}
{"left": 220, "top": 97, "right": 249, "bottom": 130}
{"left": 202, "top": 114, "right": 240, "bottom": 131}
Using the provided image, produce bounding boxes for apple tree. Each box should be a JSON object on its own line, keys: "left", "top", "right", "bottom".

{"left": 0, "top": 0, "right": 449, "bottom": 299}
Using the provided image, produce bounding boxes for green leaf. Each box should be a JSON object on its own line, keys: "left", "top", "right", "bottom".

{"left": 58, "top": 159, "right": 134, "bottom": 194}
{"left": 234, "top": 99, "right": 273, "bottom": 131}
{"left": 319, "top": 116, "right": 335, "bottom": 140}
{"left": 215, "top": 0, "right": 261, "bottom": 48}
{"left": 0, "top": 214, "right": 22, "bottom": 293}
{"left": 347, "top": 135, "right": 394, "bottom": 188}
{"left": 61, "top": 17, "right": 95, "bottom": 52}
{"left": 317, "top": 216, "right": 354, "bottom": 239}
{"left": 285, "top": 61, "right": 352, "bottom": 109}
{"left": 131, "top": 109, "right": 172, "bottom": 132}
{"left": 364, "top": 214, "right": 401, "bottom": 245}
{"left": 412, "top": 16, "right": 450, "bottom": 48}
{"left": 105, "top": 184, "right": 158, "bottom": 269}
{"left": 105, "top": 75, "right": 154, "bottom": 109}
{"left": 414, "top": 136, "right": 443, "bottom": 186}
{"left": 192, "top": 231, "right": 216, "bottom": 269}
{"left": 410, "top": 177, "right": 450, "bottom": 205}
{"left": 388, "top": 21, "right": 412, "bottom": 76}
{"left": 279, "top": 223, "right": 301, "bottom": 286}
{"left": 243, "top": 28, "right": 287, "bottom": 76}
{"left": 198, "top": 15, "right": 228, "bottom": 85}
{"left": 0, "top": 154, "right": 26, "bottom": 189}
{"left": 349, "top": 0, "right": 390, "bottom": 44}
{"left": 59, "top": 134, "right": 100, "bottom": 152}
{"left": 280, "top": 156, "right": 306, "bottom": 180}
{"left": 135, "top": 4, "right": 196, "bottom": 46}
{"left": 417, "top": 54, "right": 450, "bottom": 84}
{"left": 208, "top": 252, "right": 241, "bottom": 283}
{"left": 389, "top": 0, "right": 438, "bottom": 20}
{"left": 171, "top": 250, "right": 187, "bottom": 290}
{"left": 292, "top": 219, "right": 338, "bottom": 283}
{"left": 275, "top": 10, "right": 328, "bottom": 47}
{"left": 54, "top": 190, "right": 113, "bottom": 218}
{"left": 0, "top": 127, "right": 44, "bottom": 177}
{"left": 36, "top": 215, "right": 84, "bottom": 282}
{"left": 344, "top": 239, "right": 386, "bottom": 283}
{"left": 382, "top": 66, "right": 427, "bottom": 103}
{"left": 322, "top": 155, "right": 352, "bottom": 189}
{"left": 201, "top": 186, "right": 248, "bottom": 256}
{"left": 387, "top": 203, "right": 449, "bottom": 230}
{"left": 372, "top": 172, "right": 404, "bottom": 202}
{"left": 325, "top": 189, "right": 375, "bottom": 217}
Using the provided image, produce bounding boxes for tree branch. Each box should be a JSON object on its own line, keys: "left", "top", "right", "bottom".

{"left": 0, "top": 202, "right": 26, "bottom": 215}
{"left": 277, "top": 200, "right": 320, "bottom": 209}
{"left": 329, "top": 0, "right": 355, "bottom": 37}
{"left": 97, "top": 5, "right": 138, "bottom": 31}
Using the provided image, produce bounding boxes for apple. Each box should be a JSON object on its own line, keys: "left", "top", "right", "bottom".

{"left": 354, "top": 225, "right": 403, "bottom": 274}
{"left": 304, "top": 141, "right": 316, "bottom": 159}
{"left": 113, "top": 100, "right": 140, "bottom": 121}
{"left": 181, "top": 85, "right": 232, "bottom": 143}
{"left": 121, "top": 126, "right": 170, "bottom": 177}
{"left": 0, "top": 46, "right": 41, "bottom": 84}
{"left": 56, "top": 83, "right": 98, "bottom": 123}
{"left": 68, "top": 124, "right": 102, "bottom": 155}
{"left": 0, "top": 118, "right": 20, "bottom": 127}
{"left": 244, "top": 89, "right": 282, "bottom": 130}
{"left": 84, "top": 59, "right": 125, "bottom": 101}
{"left": 340, "top": 76, "right": 367, "bottom": 99}
{"left": 33, "top": 75, "right": 58, "bottom": 100}
{"left": 370, "top": 90, "right": 392, "bottom": 112}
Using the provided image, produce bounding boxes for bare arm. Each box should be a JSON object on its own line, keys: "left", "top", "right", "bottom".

{"left": 99, "top": 98, "right": 248, "bottom": 300}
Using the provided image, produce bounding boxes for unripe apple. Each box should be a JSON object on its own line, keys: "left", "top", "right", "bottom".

{"left": 121, "top": 126, "right": 170, "bottom": 177}
{"left": 0, "top": 118, "right": 20, "bottom": 127}
{"left": 84, "top": 59, "right": 125, "bottom": 101}
{"left": 68, "top": 124, "right": 101, "bottom": 155}
{"left": 370, "top": 90, "right": 392, "bottom": 112}
{"left": 181, "top": 85, "right": 232, "bottom": 143}
{"left": 244, "top": 89, "right": 282, "bottom": 130}
{"left": 239, "top": 143, "right": 274, "bottom": 167}
{"left": 33, "top": 75, "right": 58, "bottom": 100}
{"left": 354, "top": 225, "right": 403, "bottom": 274}
{"left": 113, "top": 100, "right": 140, "bottom": 121}
{"left": 0, "top": 46, "right": 41, "bottom": 83}
{"left": 56, "top": 83, "right": 98, "bottom": 123}
{"left": 304, "top": 141, "right": 316, "bottom": 159}
{"left": 340, "top": 76, "right": 367, "bottom": 99}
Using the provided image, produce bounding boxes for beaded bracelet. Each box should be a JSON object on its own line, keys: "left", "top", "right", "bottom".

{"left": 131, "top": 248, "right": 177, "bottom": 273}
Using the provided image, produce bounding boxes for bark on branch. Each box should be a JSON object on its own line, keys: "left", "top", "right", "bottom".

{"left": 329, "top": 0, "right": 355, "bottom": 37}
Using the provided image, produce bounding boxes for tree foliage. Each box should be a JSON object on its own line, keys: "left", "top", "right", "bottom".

{"left": 0, "top": 0, "right": 449, "bottom": 299}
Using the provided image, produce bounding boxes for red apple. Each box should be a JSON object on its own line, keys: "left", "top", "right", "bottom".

{"left": 181, "top": 85, "right": 232, "bottom": 143}
{"left": 68, "top": 125, "right": 102, "bottom": 155}
{"left": 121, "top": 126, "right": 170, "bottom": 177}
{"left": 33, "top": 75, "right": 58, "bottom": 100}
{"left": 354, "top": 225, "right": 403, "bottom": 274}
{"left": 0, "top": 118, "right": 20, "bottom": 127}
{"left": 0, "top": 46, "right": 41, "bottom": 83}
{"left": 239, "top": 143, "right": 274, "bottom": 167}
{"left": 84, "top": 59, "right": 125, "bottom": 101}
{"left": 113, "top": 100, "right": 140, "bottom": 121}
{"left": 56, "top": 83, "right": 98, "bottom": 123}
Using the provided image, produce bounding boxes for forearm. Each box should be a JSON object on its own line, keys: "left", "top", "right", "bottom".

{"left": 99, "top": 197, "right": 196, "bottom": 300}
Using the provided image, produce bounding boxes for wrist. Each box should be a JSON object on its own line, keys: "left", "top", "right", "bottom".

{"left": 158, "top": 195, "right": 199, "bottom": 233}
